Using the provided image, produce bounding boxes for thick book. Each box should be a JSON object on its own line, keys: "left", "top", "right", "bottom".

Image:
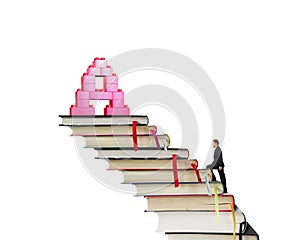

{"left": 59, "top": 115, "right": 148, "bottom": 126}
{"left": 156, "top": 206, "right": 246, "bottom": 233}
{"left": 146, "top": 194, "right": 234, "bottom": 211}
{"left": 84, "top": 135, "right": 170, "bottom": 148}
{"left": 96, "top": 148, "right": 189, "bottom": 159}
{"left": 68, "top": 125, "right": 157, "bottom": 136}
{"left": 166, "top": 222, "right": 259, "bottom": 239}
{"left": 107, "top": 159, "right": 196, "bottom": 170}
{"left": 134, "top": 182, "right": 223, "bottom": 196}
{"left": 122, "top": 169, "right": 211, "bottom": 183}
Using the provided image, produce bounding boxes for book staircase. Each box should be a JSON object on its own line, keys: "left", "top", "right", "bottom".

{"left": 60, "top": 58, "right": 259, "bottom": 240}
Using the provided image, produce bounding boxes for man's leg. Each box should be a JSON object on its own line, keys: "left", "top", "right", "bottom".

{"left": 211, "top": 169, "right": 217, "bottom": 181}
{"left": 218, "top": 168, "right": 228, "bottom": 193}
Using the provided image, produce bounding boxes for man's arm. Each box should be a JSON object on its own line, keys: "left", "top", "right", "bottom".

{"left": 206, "top": 147, "right": 222, "bottom": 169}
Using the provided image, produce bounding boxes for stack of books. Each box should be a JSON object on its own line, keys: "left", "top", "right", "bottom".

{"left": 60, "top": 115, "right": 259, "bottom": 239}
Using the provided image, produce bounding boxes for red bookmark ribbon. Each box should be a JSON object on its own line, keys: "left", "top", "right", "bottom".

{"left": 150, "top": 129, "right": 160, "bottom": 148}
{"left": 172, "top": 154, "right": 179, "bottom": 187}
{"left": 191, "top": 160, "right": 202, "bottom": 183}
{"left": 132, "top": 121, "right": 138, "bottom": 151}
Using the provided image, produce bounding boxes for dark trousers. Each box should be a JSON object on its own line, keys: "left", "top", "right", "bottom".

{"left": 211, "top": 167, "right": 228, "bottom": 193}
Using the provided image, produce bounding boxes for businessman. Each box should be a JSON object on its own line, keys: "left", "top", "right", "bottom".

{"left": 206, "top": 139, "right": 228, "bottom": 193}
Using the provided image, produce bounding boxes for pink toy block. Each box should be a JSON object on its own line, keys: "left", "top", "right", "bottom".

{"left": 109, "top": 99, "right": 125, "bottom": 107}
{"left": 101, "top": 67, "right": 113, "bottom": 76}
{"left": 76, "top": 90, "right": 90, "bottom": 99}
{"left": 104, "top": 105, "right": 130, "bottom": 115}
{"left": 90, "top": 91, "right": 113, "bottom": 100}
{"left": 93, "top": 57, "right": 107, "bottom": 68}
{"left": 82, "top": 83, "right": 95, "bottom": 91}
{"left": 112, "top": 91, "right": 124, "bottom": 99}
{"left": 104, "top": 76, "right": 118, "bottom": 84}
{"left": 76, "top": 99, "right": 90, "bottom": 107}
{"left": 87, "top": 66, "right": 101, "bottom": 75}
{"left": 104, "top": 83, "right": 118, "bottom": 92}
{"left": 81, "top": 74, "right": 95, "bottom": 84}
{"left": 70, "top": 106, "right": 95, "bottom": 115}
{"left": 68, "top": 58, "right": 130, "bottom": 116}
{"left": 87, "top": 66, "right": 113, "bottom": 76}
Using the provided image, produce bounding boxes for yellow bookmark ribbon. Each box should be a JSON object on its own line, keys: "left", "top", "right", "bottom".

{"left": 214, "top": 187, "right": 219, "bottom": 223}
{"left": 230, "top": 201, "right": 237, "bottom": 240}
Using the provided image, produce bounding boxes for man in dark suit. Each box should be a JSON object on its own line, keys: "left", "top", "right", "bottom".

{"left": 206, "top": 139, "right": 228, "bottom": 193}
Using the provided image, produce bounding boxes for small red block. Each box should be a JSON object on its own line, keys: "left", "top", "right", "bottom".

{"left": 112, "top": 91, "right": 124, "bottom": 99}
{"left": 109, "top": 99, "right": 125, "bottom": 107}
{"left": 90, "top": 91, "right": 113, "bottom": 100}
{"left": 104, "top": 83, "right": 118, "bottom": 92}
{"left": 70, "top": 106, "right": 95, "bottom": 115}
{"left": 82, "top": 83, "right": 95, "bottom": 91}
{"left": 81, "top": 74, "right": 95, "bottom": 84}
{"left": 76, "top": 90, "right": 90, "bottom": 99}
{"left": 76, "top": 99, "right": 90, "bottom": 107}
{"left": 87, "top": 67, "right": 101, "bottom": 75}
{"left": 101, "top": 67, "right": 113, "bottom": 76}
{"left": 93, "top": 58, "right": 107, "bottom": 68}
{"left": 104, "top": 76, "right": 118, "bottom": 84}
{"left": 104, "top": 106, "right": 130, "bottom": 115}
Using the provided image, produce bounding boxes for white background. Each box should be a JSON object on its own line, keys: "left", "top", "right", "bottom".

{"left": 1, "top": 1, "right": 299, "bottom": 239}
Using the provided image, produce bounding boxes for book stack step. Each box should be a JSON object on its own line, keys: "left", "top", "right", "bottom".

{"left": 60, "top": 115, "right": 259, "bottom": 239}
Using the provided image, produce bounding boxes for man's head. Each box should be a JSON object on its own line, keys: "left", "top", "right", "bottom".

{"left": 212, "top": 139, "right": 219, "bottom": 148}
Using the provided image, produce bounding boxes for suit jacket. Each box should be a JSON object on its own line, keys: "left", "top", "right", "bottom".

{"left": 208, "top": 146, "right": 225, "bottom": 169}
